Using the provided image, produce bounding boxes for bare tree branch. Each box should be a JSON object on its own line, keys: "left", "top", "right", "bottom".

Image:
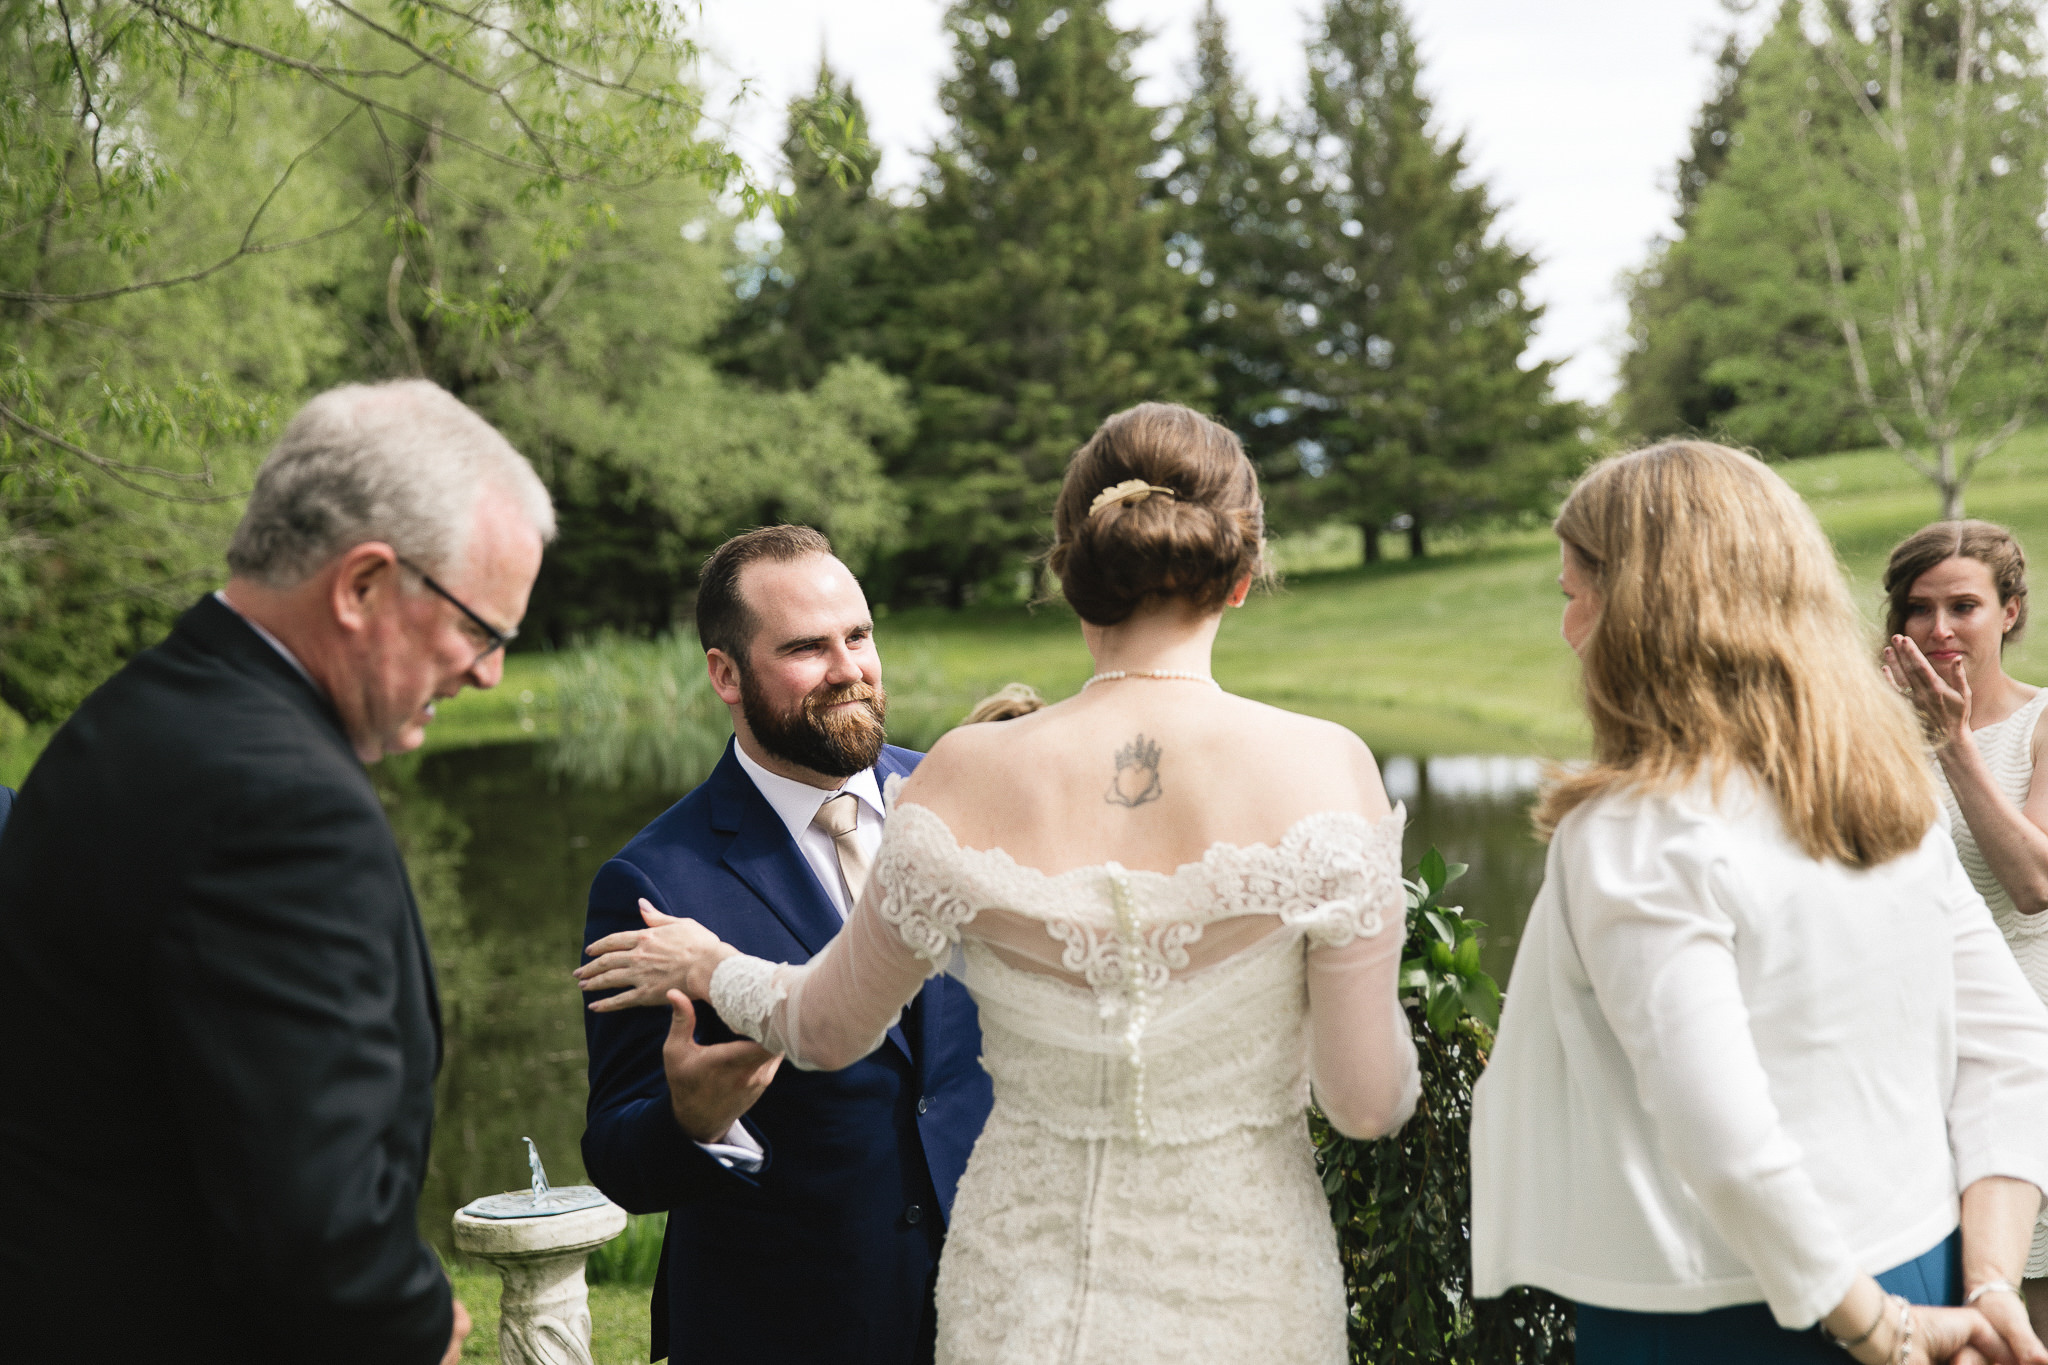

{"left": 402, "top": 0, "right": 703, "bottom": 111}
{"left": 52, "top": 0, "right": 106, "bottom": 191}
{"left": 0, "top": 106, "right": 383, "bottom": 304}
{"left": 0, "top": 400, "right": 242, "bottom": 503}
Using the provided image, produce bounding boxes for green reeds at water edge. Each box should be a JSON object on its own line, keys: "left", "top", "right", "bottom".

{"left": 540, "top": 635, "right": 732, "bottom": 792}
{"left": 587, "top": 1211, "right": 667, "bottom": 1286}
{"left": 535, "top": 631, "right": 973, "bottom": 793}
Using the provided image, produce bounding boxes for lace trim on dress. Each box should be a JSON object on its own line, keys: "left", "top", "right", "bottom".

{"left": 708, "top": 954, "right": 785, "bottom": 1042}
{"left": 871, "top": 799, "right": 1404, "bottom": 970}
{"left": 868, "top": 798, "right": 1404, "bottom": 1142}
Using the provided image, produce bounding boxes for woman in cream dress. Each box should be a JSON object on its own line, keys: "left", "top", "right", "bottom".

{"left": 1883, "top": 520, "right": 2048, "bottom": 1333}
{"left": 579, "top": 403, "right": 1420, "bottom": 1364}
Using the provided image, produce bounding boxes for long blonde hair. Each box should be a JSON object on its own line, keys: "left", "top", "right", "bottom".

{"left": 1534, "top": 441, "right": 1935, "bottom": 867}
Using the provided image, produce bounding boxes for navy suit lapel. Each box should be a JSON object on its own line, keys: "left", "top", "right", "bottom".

{"left": 709, "top": 740, "right": 919, "bottom": 1064}
{"left": 712, "top": 763, "right": 844, "bottom": 960}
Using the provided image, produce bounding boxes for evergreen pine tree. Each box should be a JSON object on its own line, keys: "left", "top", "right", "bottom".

{"left": 1160, "top": 2, "right": 1309, "bottom": 478}
{"left": 1294, "top": 0, "right": 1568, "bottom": 562}
{"left": 883, "top": 0, "right": 1204, "bottom": 604}
{"left": 720, "top": 62, "right": 897, "bottom": 390}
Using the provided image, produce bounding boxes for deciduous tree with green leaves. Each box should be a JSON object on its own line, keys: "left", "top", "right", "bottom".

{"left": 0, "top": 0, "right": 758, "bottom": 714}
{"left": 1619, "top": 0, "right": 2048, "bottom": 492}
{"left": 1798, "top": 0, "right": 2048, "bottom": 517}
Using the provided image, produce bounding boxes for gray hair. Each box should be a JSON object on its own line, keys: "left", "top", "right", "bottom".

{"left": 227, "top": 379, "right": 556, "bottom": 588}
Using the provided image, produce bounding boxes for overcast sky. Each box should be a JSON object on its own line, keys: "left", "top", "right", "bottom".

{"left": 692, "top": 0, "right": 1769, "bottom": 406}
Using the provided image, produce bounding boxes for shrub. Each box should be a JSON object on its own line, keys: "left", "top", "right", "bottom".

{"left": 1314, "top": 850, "right": 1572, "bottom": 1363}
{"left": 587, "top": 1211, "right": 667, "bottom": 1287}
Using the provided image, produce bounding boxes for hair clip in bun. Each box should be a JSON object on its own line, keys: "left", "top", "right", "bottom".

{"left": 1089, "top": 479, "right": 1178, "bottom": 517}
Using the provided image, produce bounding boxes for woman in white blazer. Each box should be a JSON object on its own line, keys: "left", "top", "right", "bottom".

{"left": 1470, "top": 441, "right": 2048, "bottom": 1365}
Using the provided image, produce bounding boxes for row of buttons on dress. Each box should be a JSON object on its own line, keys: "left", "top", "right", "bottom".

{"left": 905, "top": 1094, "right": 933, "bottom": 1224}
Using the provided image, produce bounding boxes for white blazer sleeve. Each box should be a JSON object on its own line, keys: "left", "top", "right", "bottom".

{"left": 1562, "top": 803, "right": 1856, "bottom": 1329}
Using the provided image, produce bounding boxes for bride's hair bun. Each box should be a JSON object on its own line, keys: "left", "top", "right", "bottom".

{"left": 1049, "top": 403, "right": 1267, "bottom": 626}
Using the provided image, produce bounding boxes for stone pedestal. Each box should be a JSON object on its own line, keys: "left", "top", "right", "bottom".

{"left": 453, "top": 1197, "right": 628, "bottom": 1365}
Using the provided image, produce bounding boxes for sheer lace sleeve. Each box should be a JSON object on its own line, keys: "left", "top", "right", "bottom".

{"left": 1301, "top": 813, "right": 1420, "bottom": 1138}
{"left": 708, "top": 798, "right": 966, "bottom": 1070}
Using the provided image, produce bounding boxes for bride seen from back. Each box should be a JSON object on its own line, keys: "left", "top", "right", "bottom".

{"left": 900, "top": 400, "right": 1392, "bottom": 890}
{"left": 585, "top": 402, "right": 1420, "bottom": 1364}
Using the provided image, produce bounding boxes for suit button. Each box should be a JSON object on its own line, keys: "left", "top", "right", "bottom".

{"left": 916, "top": 1096, "right": 929, "bottom": 1116}
{"left": 905, "top": 1204, "right": 924, "bottom": 1226}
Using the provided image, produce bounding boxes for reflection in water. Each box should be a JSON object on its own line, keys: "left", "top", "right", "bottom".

{"left": 377, "top": 747, "right": 681, "bottom": 1253}
{"left": 1393, "top": 756, "right": 1549, "bottom": 988}
{"left": 382, "top": 742, "right": 1551, "bottom": 1253}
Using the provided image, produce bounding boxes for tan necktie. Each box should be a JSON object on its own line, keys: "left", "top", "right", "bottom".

{"left": 812, "top": 792, "right": 872, "bottom": 911}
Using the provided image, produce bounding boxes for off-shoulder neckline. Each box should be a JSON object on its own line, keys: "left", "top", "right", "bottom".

{"left": 882, "top": 795, "right": 1405, "bottom": 885}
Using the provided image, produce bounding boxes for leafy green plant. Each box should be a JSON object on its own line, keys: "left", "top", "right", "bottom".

{"left": 587, "top": 1211, "right": 667, "bottom": 1287}
{"left": 1402, "top": 848, "right": 1502, "bottom": 1038}
{"left": 1314, "top": 848, "right": 1571, "bottom": 1363}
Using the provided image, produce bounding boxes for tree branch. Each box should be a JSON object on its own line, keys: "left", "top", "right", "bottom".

{"left": 0, "top": 105, "right": 383, "bottom": 305}
{"left": 122, "top": 0, "right": 573, "bottom": 178}
{"left": 0, "top": 401, "right": 242, "bottom": 503}
{"left": 52, "top": 0, "right": 106, "bottom": 191}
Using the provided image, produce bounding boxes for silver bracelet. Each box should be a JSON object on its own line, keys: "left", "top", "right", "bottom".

{"left": 1965, "top": 1278, "right": 2023, "bottom": 1307}
{"left": 1825, "top": 1292, "right": 1889, "bottom": 1352}
{"left": 1891, "top": 1294, "right": 1914, "bottom": 1365}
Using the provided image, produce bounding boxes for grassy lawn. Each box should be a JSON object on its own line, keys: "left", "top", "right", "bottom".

{"left": 11, "top": 428, "right": 2048, "bottom": 786}
{"left": 406, "top": 427, "right": 2048, "bottom": 764}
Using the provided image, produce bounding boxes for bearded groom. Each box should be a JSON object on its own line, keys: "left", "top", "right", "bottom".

{"left": 576, "top": 525, "right": 992, "bottom": 1365}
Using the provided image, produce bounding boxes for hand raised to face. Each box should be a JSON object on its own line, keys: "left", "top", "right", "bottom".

{"left": 1883, "top": 632, "right": 1974, "bottom": 749}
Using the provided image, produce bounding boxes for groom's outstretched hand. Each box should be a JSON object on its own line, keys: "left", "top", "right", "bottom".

{"left": 662, "top": 989, "right": 783, "bottom": 1143}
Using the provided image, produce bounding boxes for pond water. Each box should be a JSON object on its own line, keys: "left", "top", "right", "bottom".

{"left": 392, "top": 743, "right": 1550, "bottom": 1251}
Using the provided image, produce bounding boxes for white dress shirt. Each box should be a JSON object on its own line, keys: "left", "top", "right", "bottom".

{"left": 700, "top": 744, "right": 889, "bottom": 1172}
{"left": 731, "top": 742, "right": 886, "bottom": 919}
{"left": 1471, "top": 774, "right": 2048, "bottom": 1329}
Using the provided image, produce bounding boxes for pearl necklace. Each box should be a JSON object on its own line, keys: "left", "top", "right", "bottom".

{"left": 1082, "top": 669, "right": 1221, "bottom": 690}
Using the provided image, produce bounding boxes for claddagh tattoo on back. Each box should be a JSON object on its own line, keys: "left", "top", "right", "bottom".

{"left": 1105, "top": 734, "right": 1164, "bottom": 808}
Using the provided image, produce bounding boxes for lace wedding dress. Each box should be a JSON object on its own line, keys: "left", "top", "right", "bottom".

{"left": 710, "top": 784, "right": 1418, "bottom": 1365}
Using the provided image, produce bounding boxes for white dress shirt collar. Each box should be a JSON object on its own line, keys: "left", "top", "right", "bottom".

{"left": 213, "top": 590, "right": 321, "bottom": 693}
{"left": 731, "top": 740, "right": 885, "bottom": 855}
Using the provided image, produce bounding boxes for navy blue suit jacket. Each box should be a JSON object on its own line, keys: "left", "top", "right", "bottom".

{"left": 582, "top": 740, "right": 993, "bottom": 1365}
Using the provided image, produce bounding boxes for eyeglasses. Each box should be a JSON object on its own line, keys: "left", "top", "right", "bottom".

{"left": 396, "top": 556, "right": 518, "bottom": 667}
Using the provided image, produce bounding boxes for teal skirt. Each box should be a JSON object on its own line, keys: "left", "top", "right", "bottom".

{"left": 1574, "top": 1230, "right": 1961, "bottom": 1364}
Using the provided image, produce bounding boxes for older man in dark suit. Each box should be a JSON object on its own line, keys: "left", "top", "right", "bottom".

{"left": 0, "top": 380, "right": 553, "bottom": 1364}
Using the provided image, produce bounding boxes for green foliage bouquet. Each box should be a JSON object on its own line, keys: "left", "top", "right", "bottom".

{"left": 1313, "top": 850, "right": 1572, "bottom": 1363}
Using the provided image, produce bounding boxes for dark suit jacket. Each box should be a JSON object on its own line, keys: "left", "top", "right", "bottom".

{"left": 0, "top": 595, "right": 452, "bottom": 1363}
{"left": 0, "top": 784, "right": 12, "bottom": 838}
{"left": 582, "top": 740, "right": 993, "bottom": 1365}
